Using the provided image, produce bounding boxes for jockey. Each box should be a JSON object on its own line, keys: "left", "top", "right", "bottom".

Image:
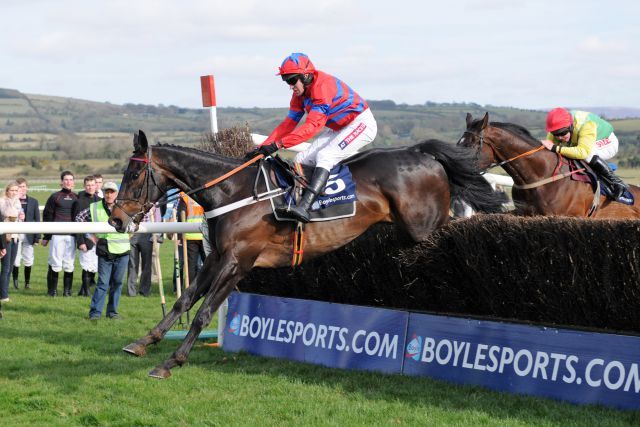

{"left": 541, "top": 107, "right": 628, "bottom": 199}
{"left": 247, "top": 52, "right": 377, "bottom": 222}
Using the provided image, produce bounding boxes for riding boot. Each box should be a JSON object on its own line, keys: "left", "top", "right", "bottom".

{"left": 589, "top": 155, "right": 627, "bottom": 200}
{"left": 78, "top": 270, "right": 89, "bottom": 296}
{"left": 47, "top": 266, "right": 59, "bottom": 297}
{"left": 24, "top": 266, "right": 31, "bottom": 289}
{"left": 276, "top": 167, "right": 330, "bottom": 223}
{"left": 12, "top": 266, "right": 19, "bottom": 289}
{"left": 63, "top": 272, "right": 73, "bottom": 297}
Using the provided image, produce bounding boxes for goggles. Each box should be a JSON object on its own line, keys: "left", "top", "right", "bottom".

{"left": 552, "top": 127, "right": 571, "bottom": 138}
{"left": 282, "top": 74, "right": 301, "bottom": 86}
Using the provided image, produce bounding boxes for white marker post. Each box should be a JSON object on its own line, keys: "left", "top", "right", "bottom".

{"left": 200, "top": 75, "right": 218, "bottom": 134}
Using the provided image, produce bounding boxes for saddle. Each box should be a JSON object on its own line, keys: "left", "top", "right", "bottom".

{"left": 569, "top": 159, "right": 634, "bottom": 205}
{"left": 258, "top": 156, "right": 357, "bottom": 222}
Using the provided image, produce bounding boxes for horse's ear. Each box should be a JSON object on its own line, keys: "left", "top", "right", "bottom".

{"left": 133, "top": 131, "right": 140, "bottom": 152}
{"left": 466, "top": 113, "right": 473, "bottom": 128}
{"left": 134, "top": 130, "right": 149, "bottom": 153}
{"left": 481, "top": 112, "right": 489, "bottom": 130}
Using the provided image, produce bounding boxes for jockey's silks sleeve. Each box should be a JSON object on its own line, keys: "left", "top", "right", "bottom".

{"left": 549, "top": 120, "right": 597, "bottom": 160}
{"left": 263, "top": 70, "right": 367, "bottom": 149}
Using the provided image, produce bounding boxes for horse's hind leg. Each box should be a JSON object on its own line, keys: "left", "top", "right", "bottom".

{"left": 122, "top": 252, "right": 219, "bottom": 357}
{"left": 148, "top": 255, "right": 244, "bottom": 379}
{"left": 394, "top": 192, "right": 449, "bottom": 242}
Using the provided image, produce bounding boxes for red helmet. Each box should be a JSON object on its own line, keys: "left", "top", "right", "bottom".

{"left": 276, "top": 53, "right": 316, "bottom": 76}
{"left": 546, "top": 108, "right": 573, "bottom": 132}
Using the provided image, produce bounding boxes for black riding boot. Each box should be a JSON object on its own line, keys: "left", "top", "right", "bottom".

{"left": 78, "top": 270, "right": 90, "bottom": 296}
{"left": 589, "top": 155, "right": 627, "bottom": 200}
{"left": 276, "top": 167, "right": 330, "bottom": 223}
{"left": 63, "top": 272, "right": 73, "bottom": 297}
{"left": 47, "top": 266, "right": 59, "bottom": 297}
{"left": 12, "top": 266, "right": 19, "bottom": 289}
{"left": 24, "top": 266, "right": 31, "bottom": 289}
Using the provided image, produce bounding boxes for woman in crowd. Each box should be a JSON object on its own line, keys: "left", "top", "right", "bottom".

{"left": 0, "top": 181, "right": 25, "bottom": 302}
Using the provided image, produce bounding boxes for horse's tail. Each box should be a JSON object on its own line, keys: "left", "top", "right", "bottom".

{"left": 414, "top": 139, "right": 505, "bottom": 214}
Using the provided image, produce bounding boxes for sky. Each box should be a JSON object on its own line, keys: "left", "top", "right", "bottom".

{"left": 1, "top": 0, "right": 639, "bottom": 111}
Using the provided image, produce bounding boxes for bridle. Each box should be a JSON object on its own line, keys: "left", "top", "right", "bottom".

{"left": 114, "top": 145, "right": 168, "bottom": 225}
{"left": 461, "top": 129, "right": 545, "bottom": 169}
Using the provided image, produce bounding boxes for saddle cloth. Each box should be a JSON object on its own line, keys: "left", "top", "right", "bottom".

{"left": 569, "top": 160, "right": 634, "bottom": 205}
{"left": 259, "top": 158, "right": 357, "bottom": 222}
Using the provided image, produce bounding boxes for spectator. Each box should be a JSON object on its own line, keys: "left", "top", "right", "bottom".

{"left": 0, "top": 181, "right": 24, "bottom": 302}
{"left": 93, "top": 173, "right": 104, "bottom": 198}
{"left": 177, "top": 192, "right": 206, "bottom": 287}
{"left": 127, "top": 207, "right": 162, "bottom": 297}
{"left": 73, "top": 176, "right": 101, "bottom": 296}
{"left": 12, "top": 178, "right": 40, "bottom": 290}
{"left": 42, "top": 171, "right": 78, "bottom": 297}
{"left": 75, "top": 181, "right": 130, "bottom": 320}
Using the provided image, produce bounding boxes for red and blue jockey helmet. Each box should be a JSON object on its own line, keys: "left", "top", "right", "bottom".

{"left": 546, "top": 108, "right": 573, "bottom": 132}
{"left": 276, "top": 53, "right": 316, "bottom": 76}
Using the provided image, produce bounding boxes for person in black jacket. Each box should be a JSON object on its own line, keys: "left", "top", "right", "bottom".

{"left": 42, "top": 171, "right": 78, "bottom": 297}
{"left": 12, "top": 178, "right": 40, "bottom": 290}
{"left": 73, "top": 176, "right": 101, "bottom": 296}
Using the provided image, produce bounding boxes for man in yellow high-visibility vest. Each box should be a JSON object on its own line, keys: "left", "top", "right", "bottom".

{"left": 75, "top": 182, "right": 130, "bottom": 320}
{"left": 177, "top": 193, "right": 206, "bottom": 287}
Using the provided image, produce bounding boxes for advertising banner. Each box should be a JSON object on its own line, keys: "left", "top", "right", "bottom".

{"left": 404, "top": 313, "right": 640, "bottom": 410}
{"left": 224, "top": 292, "right": 408, "bottom": 374}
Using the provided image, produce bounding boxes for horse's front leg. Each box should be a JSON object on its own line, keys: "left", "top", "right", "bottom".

{"left": 122, "top": 252, "right": 219, "bottom": 357}
{"left": 148, "top": 253, "right": 246, "bottom": 379}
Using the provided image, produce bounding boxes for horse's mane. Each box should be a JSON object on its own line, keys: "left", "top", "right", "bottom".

{"left": 490, "top": 122, "right": 540, "bottom": 148}
{"left": 154, "top": 143, "right": 243, "bottom": 164}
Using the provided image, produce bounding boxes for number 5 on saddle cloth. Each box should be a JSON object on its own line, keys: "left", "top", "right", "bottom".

{"left": 259, "top": 157, "right": 357, "bottom": 222}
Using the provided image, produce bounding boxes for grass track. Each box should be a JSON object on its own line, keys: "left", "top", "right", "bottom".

{"left": 0, "top": 247, "right": 638, "bottom": 426}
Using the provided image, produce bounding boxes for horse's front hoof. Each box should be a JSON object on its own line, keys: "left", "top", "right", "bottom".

{"left": 149, "top": 367, "right": 172, "bottom": 379}
{"left": 122, "top": 342, "right": 147, "bottom": 357}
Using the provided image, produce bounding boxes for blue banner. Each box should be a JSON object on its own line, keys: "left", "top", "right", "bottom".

{"left": 224, "top": 292, "right": 408, "bottom": 374}
{"left": 404, "top": 313, "right": 640, "bottom": 410}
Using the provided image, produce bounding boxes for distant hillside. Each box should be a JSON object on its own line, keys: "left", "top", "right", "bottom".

{"left": 0, "top": 88, "right": 552, "bottom": 142}
{"left": 1, "top": 87, "right": 639, "bottom": 167}
{"left": 573, "top": 107, "right": 640, "bottom": 120}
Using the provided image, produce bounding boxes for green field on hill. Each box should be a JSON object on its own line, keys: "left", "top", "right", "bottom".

{"left": 1, "top": 88, "right": 639, "bottom": 180}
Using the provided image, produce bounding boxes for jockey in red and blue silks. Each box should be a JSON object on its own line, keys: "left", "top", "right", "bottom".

{"left": 247, "top": 52, "right": 377, "bottom": 223}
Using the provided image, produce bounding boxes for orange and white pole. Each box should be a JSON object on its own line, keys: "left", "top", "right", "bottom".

{"left": 200, "top": 75, "right": 218, "bottom": 134}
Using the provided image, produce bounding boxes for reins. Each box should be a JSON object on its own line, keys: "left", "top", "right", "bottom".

{"left": 464, "top": 129, "right": 585, "bottom": 190}
{"left": 117, "top": 146, "right": 266, "bottom": 221}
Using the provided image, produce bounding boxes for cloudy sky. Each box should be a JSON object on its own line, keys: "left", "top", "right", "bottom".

{"left": 1, "top": 0, "right": 638, "bottom": 110}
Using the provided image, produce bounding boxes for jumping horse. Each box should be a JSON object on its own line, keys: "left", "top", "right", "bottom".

{"left": 459, "top": 113, "right": 640, "bottom": 218}
{"left": 110, "top": 130, "right": 505, "bottom": 378}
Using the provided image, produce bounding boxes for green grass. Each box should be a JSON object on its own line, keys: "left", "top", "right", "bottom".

{"left": 0, "top": 246, "right": 639, "bottom": 426}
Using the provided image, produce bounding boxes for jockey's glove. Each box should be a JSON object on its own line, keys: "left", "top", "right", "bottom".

{"left": 245, "top": 142, "right": 280, "bottom": 160}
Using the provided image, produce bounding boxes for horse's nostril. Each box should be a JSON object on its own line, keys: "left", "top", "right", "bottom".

{"left": 109, "top": 218, "right": 123, "bottom": 231}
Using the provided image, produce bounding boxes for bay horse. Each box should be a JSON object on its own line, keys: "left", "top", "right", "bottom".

{"left": 459, "top": 113, "right": 640, "bottom": 218}
{"left": 110, "top": 130, "right": 504, "bottom": 379}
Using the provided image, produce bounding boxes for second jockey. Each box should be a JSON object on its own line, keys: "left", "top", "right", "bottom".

{"left": 541, "top": 107, "right": 628, "bottom": 199}
{"left": 247, "top": 52, "right": 378, "bottom": 222}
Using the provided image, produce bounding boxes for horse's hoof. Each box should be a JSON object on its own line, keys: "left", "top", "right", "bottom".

{"left": 149, "top": 367, "right": 171, "bottom": 379}
{"left": 122, "top": 343, "right": 146, "bottom": 357}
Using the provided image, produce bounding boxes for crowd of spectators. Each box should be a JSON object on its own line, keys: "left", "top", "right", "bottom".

{"left": 0, "top": 171, "right": 205, "bottom": 319}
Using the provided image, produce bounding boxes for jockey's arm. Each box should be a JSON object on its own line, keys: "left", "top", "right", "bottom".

{"left": 263, "top": 113, "right": 301, "bottom": 145}
{"left": 280, "top": 109, "right": 328, "bottom": 148}
{"left": 553, "top": 122, "right": 596, "bottom": 160}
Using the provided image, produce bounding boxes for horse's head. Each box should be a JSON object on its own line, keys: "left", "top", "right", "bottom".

{"left": 457, "top": 112, "right": 495, "bottom": 170}
{"left": 108, "top": 130, "right": 168, "bottom": 233}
